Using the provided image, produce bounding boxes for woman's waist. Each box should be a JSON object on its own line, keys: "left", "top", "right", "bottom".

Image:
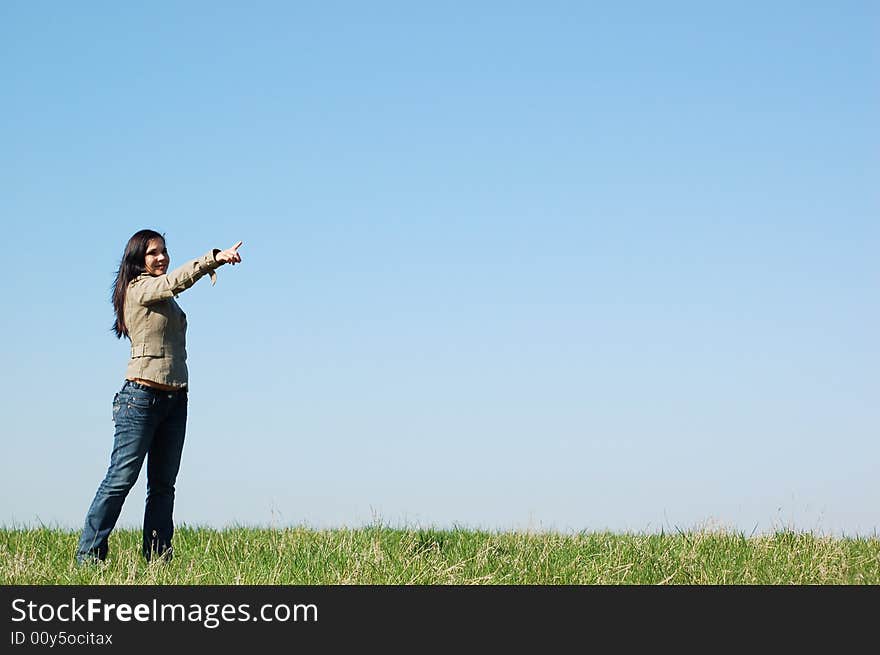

{"left": 126, "top": 378, "right": 187, "bottom": 392}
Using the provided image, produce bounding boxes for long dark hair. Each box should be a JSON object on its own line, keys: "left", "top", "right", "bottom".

{"left": 111, "top": 229, "right": 165, "bottom": 339}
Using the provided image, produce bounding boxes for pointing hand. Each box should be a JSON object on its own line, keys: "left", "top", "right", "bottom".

{"left": 216, "top": 240, "right": 243, "bottom": 265}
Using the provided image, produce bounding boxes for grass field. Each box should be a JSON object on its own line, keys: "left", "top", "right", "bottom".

{"left": 2, "top": 525, "right": 878, "bottom": 584}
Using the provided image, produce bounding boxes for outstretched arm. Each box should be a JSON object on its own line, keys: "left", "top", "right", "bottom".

{"left": 128, "top": 240, "right": 244, "bottom": 305}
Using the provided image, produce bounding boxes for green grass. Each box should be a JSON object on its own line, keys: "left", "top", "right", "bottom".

{"left": 2, "top": 525, "right": 878, "bottom": 584}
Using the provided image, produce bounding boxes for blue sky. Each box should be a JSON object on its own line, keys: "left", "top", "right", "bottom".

{"left": 1, "top": 2, "right": 877, "bottom": 535}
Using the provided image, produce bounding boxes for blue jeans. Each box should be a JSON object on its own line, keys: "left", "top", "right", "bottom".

{"left": 76, "top": 380, "right": 188, "bottom": 563}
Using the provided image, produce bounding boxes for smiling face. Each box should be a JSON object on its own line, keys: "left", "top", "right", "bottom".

{"left": 143, "top": 238, "right": 169, "bottom": 276}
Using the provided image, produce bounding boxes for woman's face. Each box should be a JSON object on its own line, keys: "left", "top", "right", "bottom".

{"left": 144, "top": 238, "right": 169, "bottom": 276}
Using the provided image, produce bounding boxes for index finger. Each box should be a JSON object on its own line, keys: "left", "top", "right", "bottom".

{"left": 231, "top": 240, "right": 243, "bottom": 251}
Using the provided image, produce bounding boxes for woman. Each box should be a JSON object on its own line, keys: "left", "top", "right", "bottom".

{"left": 76, "top": 229, "right": 242, "bottom": 564}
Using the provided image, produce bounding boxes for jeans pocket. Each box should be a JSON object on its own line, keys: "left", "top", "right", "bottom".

{"left": 126, "top": 389, "right": 154, "bottom": 410}
{"left": 112, "top": 393, "right": 121, "bottom": 421}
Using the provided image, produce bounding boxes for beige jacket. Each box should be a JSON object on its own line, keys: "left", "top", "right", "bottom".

{"left": 124, "top": 250, "right": 223, "bottom": 388}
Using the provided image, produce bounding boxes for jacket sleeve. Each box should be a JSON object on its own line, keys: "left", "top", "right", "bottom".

{"left": 127, "top": 250, "right": 223, "bottom": 306}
